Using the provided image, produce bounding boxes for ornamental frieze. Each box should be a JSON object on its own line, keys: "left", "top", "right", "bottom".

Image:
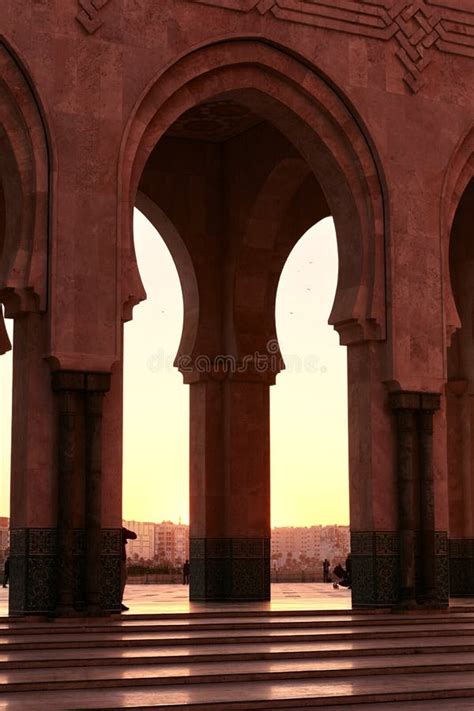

{"left": 182, "top": 0, "right": 474, "bottom": 93}
{"left": 76, "top": 0, "right": 474, "bottom": 93}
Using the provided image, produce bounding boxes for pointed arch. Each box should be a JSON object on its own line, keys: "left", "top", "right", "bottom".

{"left": 0, "top": 37, "right": 50, "bottom": 341}
{"left": 119, "top": 39, "right": 387, "bottom": 351}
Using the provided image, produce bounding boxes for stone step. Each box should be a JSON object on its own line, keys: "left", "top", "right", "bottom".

{"left": 3, "top": 604, "right": 474, "bottom": 625}
{"left": 1, "top": 620, "right": 474, "bottom": 651}
{"left": 4, "top": 613, "right": 474, "bottom": 636}
{"left": 3, "top": 651, "right": 474, "bottom": 692}
{"left": 3, "top": 670, "right": 474, "bottom": 709}
{"left": 3, "top": 634, "right": 474, "bottom": 670}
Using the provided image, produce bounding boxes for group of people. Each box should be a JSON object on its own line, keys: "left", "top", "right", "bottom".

{"left": 322, "top": 554, "right": 352, "bottom": 589}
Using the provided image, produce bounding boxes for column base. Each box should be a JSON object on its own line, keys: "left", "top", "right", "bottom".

{"left": 190, "top": 538, "right": 270, "bottom": 601}
{"left": 449, "top": 539, "right": 474, "bottom": 596}
{"left": 9, "top": 528, "right": 122, "bottom": 616}
{"left": 351, "top": 531, "right": 449, "bottom": 608}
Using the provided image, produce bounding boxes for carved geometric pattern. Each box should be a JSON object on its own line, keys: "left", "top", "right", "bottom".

{"left": 76, "top": 0, "right": 112, "bottom": 34}
{"left": 449, "top": 538, "right": 474, "bottom": 597}
{"left": 351, "top": 531, "right": 448, "bottom": 606}
{"left": 190, "top": 537, "right": 270, "bottom": 600}
{"left": 102, "top": 528, "right": 122, "bottom": 556}
{"left": 351, "top": 531, "right": 399, "bottom": 606}
{"left": 9, "top": 528, "right": 122, "bottom": 615}
{"left": 435, "top": 530, "right": 449, "bottom": 557}
{"left": 183, "top": 0, "right": 474, "bottom": 93}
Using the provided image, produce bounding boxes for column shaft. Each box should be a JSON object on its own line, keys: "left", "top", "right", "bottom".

{"left": 54, "top": 385, "right": 81, "bottom": 614}
{"left": 396, "top": 407, "right": 418, "bottom": 606}
{"left": 419, "top": 394, "right": 440, "bottom": 604}
{"left": 84, "top": 390, "right": 104, "bottom": 613}
{"left": 189, "top": 374, "right": 271, "bottom": 601}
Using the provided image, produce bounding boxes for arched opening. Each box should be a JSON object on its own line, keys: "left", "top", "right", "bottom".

{"left": 120, "top": 41, "right": 386, "bottom": 605}
{"left": 122, "top": 208, "right": 189, "bottom": 574}
{"left": 447, "top": 177, "right": 474, "bottom": 597}
{"left": 272, "top": 218, "right": 349, "bottom": 581}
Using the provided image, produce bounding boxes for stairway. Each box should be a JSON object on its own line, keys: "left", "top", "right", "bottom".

{"left": 2, "top": 607, "right": 474, "bottom": 709}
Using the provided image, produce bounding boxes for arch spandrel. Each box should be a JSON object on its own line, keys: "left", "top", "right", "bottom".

{"left": 0, "top": 38, "right": 49, "bottom": 324}
{"left": 120, "top": 40, "right": 387, "bottom": 351}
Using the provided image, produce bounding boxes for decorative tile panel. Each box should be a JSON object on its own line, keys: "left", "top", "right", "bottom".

{"left": 190, "top": 537, "right": 270, "bottom": 600}
{"left": 351, "top": 531, "right": 399, "bottom": 607}
{"left": 449, "top": 538, "right": 474, "bottom": 597}
{"left": 9, "top": 527, "right": 122, "bottom": 615}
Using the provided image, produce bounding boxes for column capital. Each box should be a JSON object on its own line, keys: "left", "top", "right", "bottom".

{"left": 179, "top": 357, "right": 281, "bottom": 386}
{"left": 389, "top": 390, "right": 441, "bottom": 412}
{"left": 52, "top": 371, "right": 111, "bottom": 393}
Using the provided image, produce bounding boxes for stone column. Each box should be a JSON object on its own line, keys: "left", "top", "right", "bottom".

{"left": 347, "top": 343, "right": 399, "bottom": 608}
{"left": 188, "top": 368, "right": 271, "bottom": 601}
{"left": 389, "top": 391, "right": 446, "bottom": 607}
{"left": 419, "top": 393, "right": 441, "bottom": 605}
{"left": 84, "top": 374, "right": 110, "bottom": 615}
{"left": 52, "top": 372, "right": 84, "bottom": 616}
{"left": 52, "top": 371, "right": 112, "bottom": 616}
{"left": 9, "top": 313, "right": 56, "bottom": 616}
{"left": 389, "top": 392, "right": 419, "bottom": 608}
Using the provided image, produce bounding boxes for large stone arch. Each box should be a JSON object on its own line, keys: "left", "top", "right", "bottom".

{"left": 0, "top": 37, "right": 50, "bottom": 335}
{"left": 120, "top": 40, "right": 388, "bottom": 355}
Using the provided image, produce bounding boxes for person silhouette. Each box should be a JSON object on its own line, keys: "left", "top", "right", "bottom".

{"left": 323, "top": 558, "right": 330, "bottom": 583}
{"left": 183, "top": 559, "right": 190, "bottom": 585}
{"left": 2, "top": 557, "right": 9, "bottom": 588}
{"left": 121, "top": 527, "right": 137, "bottom": 611}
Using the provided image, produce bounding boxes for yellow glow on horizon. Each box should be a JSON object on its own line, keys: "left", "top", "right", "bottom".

{"left": 0, "top": 212, "right": 349, "bottom": 527}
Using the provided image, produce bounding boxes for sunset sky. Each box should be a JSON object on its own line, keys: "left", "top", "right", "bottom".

{"left": 0, "top": 212, "right": 349, "bottom": 526}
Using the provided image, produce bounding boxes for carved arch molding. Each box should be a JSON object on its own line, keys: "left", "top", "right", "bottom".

{"left": 76, "top": 0, "right": 474, "bottom": 93}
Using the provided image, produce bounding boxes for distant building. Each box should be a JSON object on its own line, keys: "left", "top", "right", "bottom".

{"left": 122, "top": 518, "right": 348, "bottom": 570}
{"left": 154, "top": 521, "right": 189, "bottom": 567}
{"left": 0, "top": 517, "right": 9, "bottom": 561}
{"left": 122, "top": 518, "right": 190, "bottom": 566}
{"left": 271, "top": 525, "right": 349, "bottom": 568}
{"left": 320, "top": 525, "right": 350, "bottom": 564}
{"left": 122, "top": 520, "right": 155, "bottom": 560}
{"left": 271, "top": 526, "right": 322, "bottom": 567}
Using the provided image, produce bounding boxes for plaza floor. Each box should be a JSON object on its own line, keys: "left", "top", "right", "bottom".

{"left": 0, "top": 582, "right": 353, "bottom": 617}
